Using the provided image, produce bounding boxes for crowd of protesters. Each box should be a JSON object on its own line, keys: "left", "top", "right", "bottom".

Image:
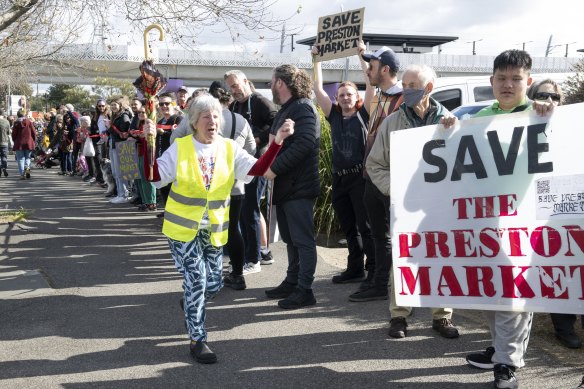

{"left": 3, "top": 42, "right": 583, "bottom": 388}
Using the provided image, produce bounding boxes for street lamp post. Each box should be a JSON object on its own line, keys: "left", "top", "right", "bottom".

{"left": 467, "top": 39, "right": 483, "bottom": 55}
{"left": 519, "top": 41, "right": 534, "bottom": 51}
{"left": 565, "top": 42, "right": 577, "bottom": 57}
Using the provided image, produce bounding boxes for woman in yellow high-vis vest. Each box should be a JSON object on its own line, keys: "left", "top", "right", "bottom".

{"left": 144, "top": 95, "right": 293, "bottom": 364}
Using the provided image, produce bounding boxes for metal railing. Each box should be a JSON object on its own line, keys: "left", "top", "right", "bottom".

{"left": 50, "top": 44, "right": 580, "bottom": 74}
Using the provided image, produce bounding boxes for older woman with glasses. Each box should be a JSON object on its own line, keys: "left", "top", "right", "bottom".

{"left": 529, "top": 78, "right": 564, "bottom": 105}
{"left": 143, "top": 95, "right": 292, "bottom": 364}
{"left": 529, "top": 79, "right": 581, "bottom": 350}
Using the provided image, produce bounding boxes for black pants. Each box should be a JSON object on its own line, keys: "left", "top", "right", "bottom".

{"left": 240, "top": 176, "right": 268, "bottom": 264}
{"left": 226, "top": 195, "right": 245, "bottom": 276}
{"left": 363, "top": 179, "right": 392, "bottom": 288}
{"left": 72, "top": 142, "right": 81, "bottom": 172}
{"left": 332, "top": 172, "right": 375, "bottom": 273}
{"left": 86, "top": 141, "right": 104, "bottom": 183}
{"left": 551, "top": 313, "right": 578, "bottom": 334}
{"left": 277, "top": 198, "right": 318, "bottom": 290}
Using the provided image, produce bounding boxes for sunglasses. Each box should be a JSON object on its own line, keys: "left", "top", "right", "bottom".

{"left": 97, "top": 105, "right": 105, "bottom": 108}
{"left": 159, "top": 102, "right": 172, "bottom": 107}
{"left": 534, "top": 92, "right": 560, "bottom": 102}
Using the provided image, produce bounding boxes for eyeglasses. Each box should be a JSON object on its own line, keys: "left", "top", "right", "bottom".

{"left": 159, "top": 102, "right": 172, "bottom": 107}
{"left": 534, "top": 92, "right": 561, "bottom": 102}
{"left": 97, "top": 105, "right": 105, "bottom": 108}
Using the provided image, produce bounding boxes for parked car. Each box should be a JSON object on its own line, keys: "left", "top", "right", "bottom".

{"left": 431, "top": 76, "right": 494, "bottom": 111}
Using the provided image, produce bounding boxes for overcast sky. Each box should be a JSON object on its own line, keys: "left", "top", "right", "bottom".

{"left": 186, "top": 0, "right": 583, "bottom": 58}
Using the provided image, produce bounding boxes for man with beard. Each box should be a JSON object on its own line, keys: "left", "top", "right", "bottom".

{"left": 263, "top": 64, "right": 320, "bottom": 309}
{"left": 224, "top": 70, "right": 278, "bottom": 273}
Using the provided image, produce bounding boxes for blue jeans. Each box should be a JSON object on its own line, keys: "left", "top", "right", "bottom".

{"left": 60, "top": 151, "right": 72, "bottom": 173}
{"left": 168, "top": 230, "right": 223, "bottom": 342}
{"left": 0, "top": 145, "right": 8, "bottom": 169}
{"left": 109, "top": 143, "right": 128, "bottom": 197}
{"left": 240, "top": 176, "right": 267, "bottom": 264}
{"left": 15, "top": 150, "right": 32, "bottom": 176}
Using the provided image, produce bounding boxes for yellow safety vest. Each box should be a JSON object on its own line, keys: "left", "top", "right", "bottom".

{"left": 162, "top": 136, "right": 235, "bottom": 246}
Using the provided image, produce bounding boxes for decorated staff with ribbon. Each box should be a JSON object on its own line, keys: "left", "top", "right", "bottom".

{"left": 133, "top": 23, "right": 166, "bottom": 181}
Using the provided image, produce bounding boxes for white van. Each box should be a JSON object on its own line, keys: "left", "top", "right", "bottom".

{"left": 430, "top": 76, "right": 493, "bottom": 111}
{"left": 431, "top": 73, "right": 575, "bottom": 111}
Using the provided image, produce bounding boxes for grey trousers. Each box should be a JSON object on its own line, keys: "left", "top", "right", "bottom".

{"left": 485, "top": 310, "right": 533, "bottom": 368}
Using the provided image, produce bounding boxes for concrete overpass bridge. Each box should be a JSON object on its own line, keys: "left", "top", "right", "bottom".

{"left": 37, "top": 44, "right": 579, "bottom": 87}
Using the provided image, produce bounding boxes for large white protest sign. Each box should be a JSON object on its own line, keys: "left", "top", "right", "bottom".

{"left": 390, "top": 103, "right": 584, "bottom": 314}
{"left": 314, "top": 8, "right": 364, "bottom": 62}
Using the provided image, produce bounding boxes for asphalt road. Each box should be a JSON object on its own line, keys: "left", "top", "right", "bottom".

{"left": 1, "top": 164, "right": 583, "bottom": 389}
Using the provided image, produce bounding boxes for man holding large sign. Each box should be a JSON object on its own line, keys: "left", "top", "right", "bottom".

{"left": 314, "top": 8, "right": 364, "bottom": 62}
{"left": 390, "top": 50, "right": 560, "bottom": 389}
{"left": 367, "top": 63, "right": 459, "bottom": 340}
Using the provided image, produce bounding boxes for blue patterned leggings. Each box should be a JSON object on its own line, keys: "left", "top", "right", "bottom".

{"left": 168, "top": 230, "right": 223, "bottom": 342}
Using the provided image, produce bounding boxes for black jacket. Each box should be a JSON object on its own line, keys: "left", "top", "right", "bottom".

{"left": 270, "top": 97, "right": 320, "bottom": 204}
{"left": 156, "top": 114, "right": 182, "bottom": 157}
{"left": 108, "top": 110, "right": 132, "bottom": 149}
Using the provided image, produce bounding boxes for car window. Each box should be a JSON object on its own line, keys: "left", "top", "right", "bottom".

{"left": 431, "top": 89, "right": 462, "bottom": 111}
{"left": 473, "top": 86, "right": 495, "bottom": 102}
{"left": 452, "top": 105, "right": 488, "bottom": 120}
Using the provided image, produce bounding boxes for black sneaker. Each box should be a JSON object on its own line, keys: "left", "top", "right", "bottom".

{"left": 388, "top": 317, "right": 408, "bottom": 338}
{"left": 432, "top": 318, "right": 459, "bottom": 338}
{"left": 224, "top": 274, "right": 246, "bottom": 290}
{"left": 265, "top": 280, "right": 297, "bottom": 299}
{"left": 190, "top": 341, "right": 217, "bottom": 364}
{"left": 466, "top": 346, "right": 495, "bottom": 369}
{"left": 493, "top": 364, "right": 517, "bottom": 389}
{"left": 348, "top": 286, "right": 388, "bottom": 302}
{"left": 2, "top": 168, "right": 7, "bottom": 177}
{"left": 278, "top": 287, "right": 316, "bottom": 309}
{"left": 25, "top": 168, "right": 30, "bottom": 179}
{"left": 260, "top": 250, "right": 274, "bottom": 265}
{"left": 83, "top": 175, "right": 92, "bottom": 182}
{"left": 555, "top": 330, "right": 583, "bottom": 349}
{"left": 332, "top": 269, "right": 366, "bottom": 284}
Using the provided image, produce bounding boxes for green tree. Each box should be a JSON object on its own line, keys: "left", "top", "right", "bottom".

{"left": 564, "top": 59, "right": 584, "bottom": 104}
{"left": 92, "top": 77, "right": 136, "bottom": 99}
{"left": 45, "top": 84, "right": 94, "bottom": 112}
{"left": 45, "top": 84, "right": 73, "bottom": 108}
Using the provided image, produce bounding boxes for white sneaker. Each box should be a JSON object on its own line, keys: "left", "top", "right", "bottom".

{"left": 242, "top": 262, "right": 261, "bottom": 275}
{"left": 110, "top": 196, "right": 129, "bottom": 204}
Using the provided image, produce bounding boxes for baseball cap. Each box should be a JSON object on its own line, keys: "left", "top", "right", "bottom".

{"left": 178, "top": 86, "right": 188, "bottom": 94}
{"left": 362, "top": 46, "right": 400, "bottom": 72}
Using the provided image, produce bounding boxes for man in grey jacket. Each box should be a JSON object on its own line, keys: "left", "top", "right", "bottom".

{"left": 0, "top": 109, "right": 10, "bottom": 177}
{"left": 366, "top": 64, "right": 459, "bottom": 339}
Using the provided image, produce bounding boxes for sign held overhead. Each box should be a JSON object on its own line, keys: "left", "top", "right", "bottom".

{"left": 314, "top": 7, "right": 365, "bottom": 62}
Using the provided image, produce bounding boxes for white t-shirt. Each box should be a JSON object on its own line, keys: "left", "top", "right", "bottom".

{"left": 97, "top": 115, "right": 107, "bottom": 134}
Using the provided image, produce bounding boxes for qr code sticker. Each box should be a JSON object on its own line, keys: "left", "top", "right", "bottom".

{"left": 537, "top": 180, "right": 550, "bottom": 194}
